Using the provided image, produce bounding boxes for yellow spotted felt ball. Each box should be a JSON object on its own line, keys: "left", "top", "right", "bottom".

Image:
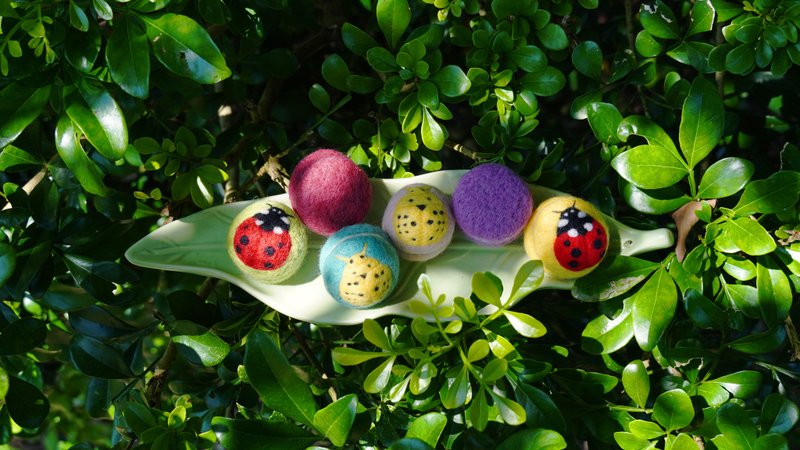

{"left": 382, "top": 184, "right": 454, "bottom": 261}
{"left": 524, "top": 196, "right": 609, "bottom": 279}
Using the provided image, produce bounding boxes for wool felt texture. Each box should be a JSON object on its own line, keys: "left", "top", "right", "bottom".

{"left": 451, "top": 163, "right": 533, "bottom": 246}
{"left": 524, "top": 196, "right": 608, "bottom": 279}
{"left": 228, "top": 201, "right": 307, "bottom": 283}
{"left": 382, "top": 184, "right": 454, "bottom": 261}
{"left": 289, "top": 149, "right": 372, "bottom": 236}
{"left": 319, "top": 224, "right": 400, "bottom": 309}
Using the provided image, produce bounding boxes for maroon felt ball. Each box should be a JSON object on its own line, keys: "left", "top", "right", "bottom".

{"left": 289, "top": 149, "right": 373, "bottom": 236}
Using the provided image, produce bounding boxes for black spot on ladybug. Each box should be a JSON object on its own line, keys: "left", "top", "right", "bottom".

{"left": 568, "top": 260, "right": 579, "bottom": 268}
{"left": 235, "top": 246, "right": 242, "bottom": 254}
{"left": 265, "top": 262, "right": 274, "bottom": 269}
{"left": 417, "top": 204, "right": 427, "bottom": 211}
{"left": 564, "top": 240, "right": 571, "bottom": 246}
{"left": 593, "top": 239, "right": 603, "bottom": 249}
{"left": 240, "top": 236, "right": 249, "bottom": 245}
{"left": 278, "top": 242, "right": 284, "bottom": 249}
{"left": 571, "top": 248, "right": 582, "bottom": 258}
{"left": 266, "top": 246, "right": 275, "bottom": 256}
{"left": 427, "top": 219, "right": 434, "bottom": 225}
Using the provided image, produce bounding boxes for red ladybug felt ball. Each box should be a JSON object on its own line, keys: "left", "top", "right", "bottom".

{"left": 228, "top": 201, "right": 307, "bottom": 283}
{"left": 524, "top": 196, "right": 609, "bottom": 279}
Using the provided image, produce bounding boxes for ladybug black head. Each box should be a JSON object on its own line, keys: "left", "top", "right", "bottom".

{"left": 254, "top": 206, "right": 291, "bottom": 233}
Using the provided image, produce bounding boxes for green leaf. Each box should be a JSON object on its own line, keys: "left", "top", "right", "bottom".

{"left": 536, "top": 23, "right": 568, "bottom": 51}
{"left": 620, "top": 181, "right": 691, "bottom": 215}
{"left": 65, "top": 80, "right": 128, "bottom": 161}
{"left": 504, "top": 311, "right": 546, "bottom": 338}
{"left": 572, "top": 41, "right": 603, "bottom": 79}
{"left": 367, "top": 47, "right": 399, "bottom": 72}
{"left": 417, "top": 80, "right": 439, "bottom": 108}
{"left": 364, "top": 356, "right": 396, "bottom": 393}
{"left": 0, "top": 145, "right": 41, "bottom": 172}
{"left": 313, "top": 394, "right": 357, "bottom": 447}
{"left": 331, "top": 347, "right": 386, "bottom": 365}
{"left": 640, "top": 1, "right": 680, "bottom": 39}
{"left": 652, "top": 389, "right": 694, "bottom": 431}
{"left": 733, "top": 171, "right": 800, "bottom": 215}
{"left": 716, "top": 403, "right": 757, "bottom": 449}
{"left": 65, "top": 23, "right": 101, "bottom": 72}
{"left": 614, "top": 432, "right": 652, "bottom": 450}
{"left": 622, "top": 360, "right": 650, "bottom": 408}
{"left": 308, "top": 84, "right": 331, "bottom": 113}
{"left": 754, "top": 434, "right": 788, "bottom": 450}
{"left": 440, "top": 365, "right": 470, "bottom": 409}
{"left": 669, "top": 433, "right": 701, "bottom": 450}
{"left": 0, "top": 83, "right": 51, "bottom": 149}
{"left": 490, "top": 392, "right": 526, "bottom": 425}
{"left": 509, "top": 260, "right": 544, "bottom": 302}
{"left": 342, "top": 22, "right": 380, "bottom": 56}
{"left": 69, "top": 1, "right": 89, "bottom": 31}
{"left": 728, "top": 325, "right": 786, "bottom": 354}
{"left": 495, "top": 428, "right": 566, "bottom": 450}
{"left": 761, "top": 393, "right": 799, "bottom": 434}
{"left": 482, "top": 358, "right": 508, "bottom": 383}
{"left": 697, "top": 157, "right": 753, "bottom": 198}
{"left": 632, "top": 268, "right": 677, "bottom": 352}
{"left": 683, "top": 288, "right": 726, "bottom": 329}
{"left": 721, "top": 218, "right": 776, "bottom": 256}
{"left": 679, "top": 77, "right": 724, "bottom": 168}
{"left": 93, "top": 0, "right": 113, "bottom": 20}
{"left": 173, "top": 331, "right": 230, "bottom": 367}
{"left": 612, "top": 145, "right": 688, "bottom": 189}
{"left": 573, "top": 255, "right": 660, "bottom": 301}
{"left": 421, "top": 108, "right": 445, "bottom": 150}
{"left": 472, "top": 272, "right": 502, "bottom": 307}
{"left": 244, "top": 329, "right": 317, "bottom": 427}
{"left": 756, "top": 256, "right": 792, "bottom": 326}
{"left": 141, "top": 13, "right": 231, "bottom": 84}
{"left": 62, "top": 254, "right": 138, "bottom": 304}
{"left": 581, "top": 304, "right": 635, "bottom": 354}
{"left": 430, "top": 65, "right": 471, "bottom": 97}
{"left": 726, "top": 43, "right": 756, "bottom": 75}
{"left": 511, "top": 45, "right": 546, "bottom": 72}
{"left": 687, "top": 0, "right": 715, "bottom": 37}
{"left": 0, "top": 317, "right": 47, "bottom": 356}
{"left": 617, "top": 115, "right": 680, "bottom": 157}
{"left": 0, "top": 367, "right": 8, "bottom": 404}
{"left": 636, "top": 30, "right": 665, "bottom": 57}
{"left": 587, "top": 102, "right": 623, "bottom": 144}
{"left": 363, "top": 318, "right": 392, "bottom": 351}
{"left": 521, "top": 66, "right": 566, "bottom": 96}
{"left": 376, "top": 0, "right": 411, "bottom": 49}
{"left": 322, "top": 54, "right": 352, "bottom": 92}
{"left": 0, "top": 243, "right": 16, "bottom": 289}
{"left": 69, "top": 334, "right": 135, "bottom": 379}
{"left": 55, "top": 115, "right": 109, "bottom": 197}
{"left": 629, "top": 420, "right": 665, "bottom": 439}
{"left": 6, "top": 376, "right": 50, "bottom": 430}
{"left": 406, "top": 413, "right": 447, "bottom": 448}
{"left": 724, "top": 283, "right": 760, "bottom": 318}
{"left": 707, "top": 371, "right": 762, "bottom": 398}
{"left": 211, "top": 417, "right": 317, "bottom": 450}
{"left": 106, "top": 15, "right": 150, "bottom": 99}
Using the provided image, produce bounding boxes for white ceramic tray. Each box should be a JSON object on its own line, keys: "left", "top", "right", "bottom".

{"left": 125, "top": 170, "right": 674, "bottom": 325}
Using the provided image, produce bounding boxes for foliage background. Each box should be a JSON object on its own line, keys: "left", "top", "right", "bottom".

{"left": 1, "top": 0, "right": 799, "bottom": 448}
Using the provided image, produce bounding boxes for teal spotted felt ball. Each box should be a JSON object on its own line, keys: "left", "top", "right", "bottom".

{"left": 319, "top": 224, "right": 400, "bottom": 309}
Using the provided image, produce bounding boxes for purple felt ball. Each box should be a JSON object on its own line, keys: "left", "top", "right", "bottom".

{"left": 289, "top": 149, "right": 372, "bottom": 236}
{"left": 452, "top": 163, "right": 533, "bottom": 246}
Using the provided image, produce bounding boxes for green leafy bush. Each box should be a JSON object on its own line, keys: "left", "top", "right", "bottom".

{"left": 1, "top": 0, "right": 799, "bottom": 448}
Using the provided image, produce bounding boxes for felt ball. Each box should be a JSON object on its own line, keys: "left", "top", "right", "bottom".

{"left": 451, "top": 163, "right": 533, "bottom": 246}
{"left": 228, "top": 201, "right": 307, "bottom": 283}
{"left": 319, "top": 224, "right": 400, "bottom": 309}
{"left": 289, "top": 149, "right": 372, "bottom": 236}
{"left": 382, "top": 184, "right": 455, "bottom": 261}
{"left": 524, "top": 196, "right": 609, "bottom": 279}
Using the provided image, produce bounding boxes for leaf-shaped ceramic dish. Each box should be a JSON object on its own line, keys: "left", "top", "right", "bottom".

{"left": 125, "top": 170, "right": 674, "bottom": 325}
